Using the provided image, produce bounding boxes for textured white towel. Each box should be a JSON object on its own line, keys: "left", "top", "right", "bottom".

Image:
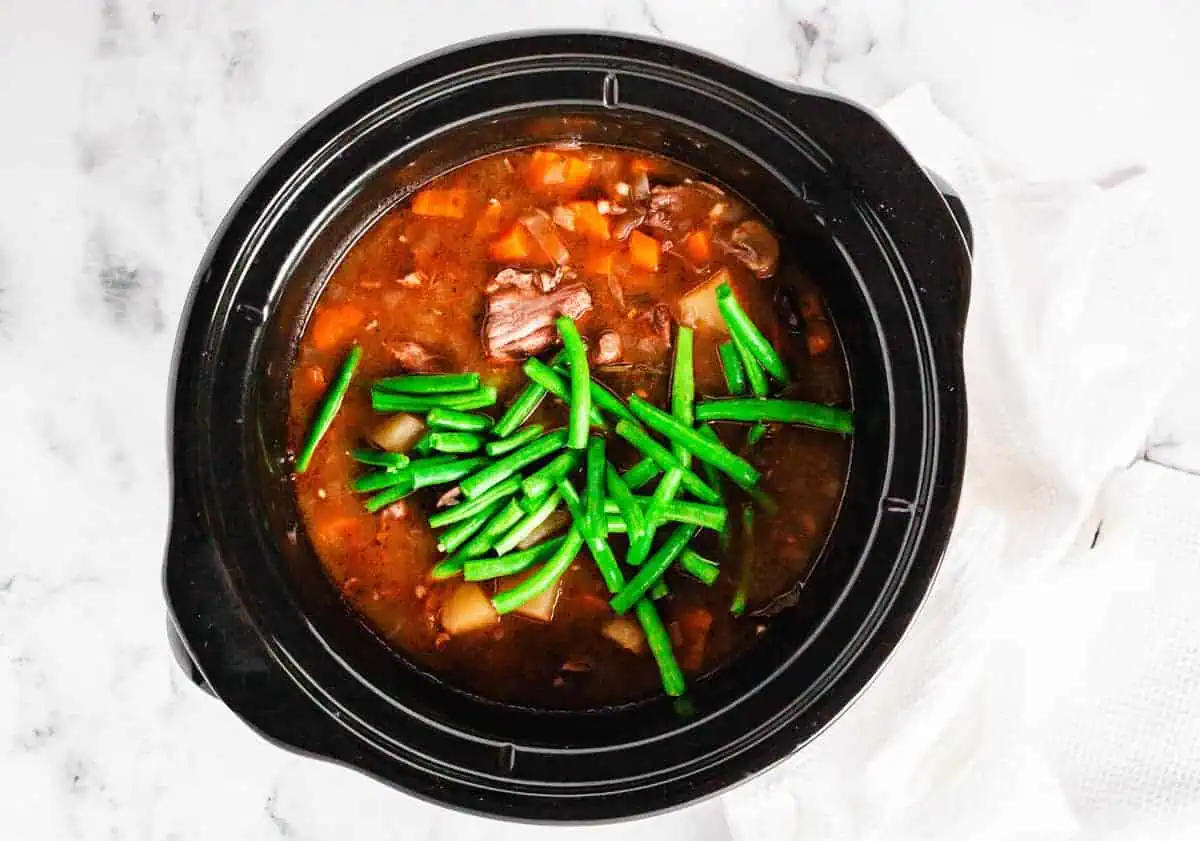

{"left": 722, "top": 86, "right": 1200, "bottom": 841}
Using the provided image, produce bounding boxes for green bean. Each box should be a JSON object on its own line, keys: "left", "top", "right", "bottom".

{"left": 431, "top": 500, "right": 527, "bottom": 579}
{"left": 557, "top": 478, "right": 625, "bottom": 594}
{"left": 611, "top": 524, "right": 698, "bottom": 614}
{"left": 586, "top": 437, "right": 606, "bottom": 530}
{"left": 627, "top": 397, "right": 761, "bottom": 490}
{"left": 650, "top": 578, "right": 670, "bottom": 600}
{"left": 605, "top": 515, "right": 627, "bottom": 534}
{"left": 364, "top": 477, "right": 416, "bottom": 512}
{"left": 352, "top": 469, "right": 414, "bottom": 493}
{"left": 613, "top": 420, "right": 720, "bottom": 504}
{"left": 370, "top": 387, "right": 498, "bottom": 413}
{"left": 485, "top": 423, "right": 544, "bottom": 457}
{"left": 494, "top": 491, "right": 562, "bottom": 556}
{"left": 295, "top": 345, "right": 361, "bottom": 473}
{"left": 634, "top": 599, "right": 685, "bottom": 697}
{"left": 350, "top": 448, "right": 410, "bottom": 470}
{"left": 731, "top": 504, "right": 754, "bottom": 616}
{"left": 462, "top": 536, "right": 567, "bottom": 581}
{"left": 410, "top": 455, "right": 491, "bottom": 489}
{"left": 628, "top": 468, "right": 684, "bottom": 567}
{"left": 427, "top": 431, "right": 484, "bottom": 454}
{"left": 522, "top": 358, "right": 605, "bottom": 427}
{"left": 492, "top": 382, "right": 547, "bottom": 439}
{"left": 715, "top": 281, "right": 790, "bottom": 382}
{"left": 695, "top": 398, "right": 855, "bottom": 435}
{"left": 427, "top": 476, "right": 522, "bottom": 529}
{"left": 732, "top": 331, "right": 768, "bottom": 397}
{"left": 426, "top": 408, "right": 494, "bottom": 432}
{"left": 459, "top": 429, "right": 567, "bottom": 499}
{"left": 605, "top": 465, "right": 646, "bottom": 544}
{"left": 746, "top": 422, "right": 768, "bottom": 448}
{"left": 622, "top": 457, "right": 661, "bottom": 491}
{"left": 373, "top": 372, "right": 480, "bottom": 394}
{"left": 412, "top": 432, "right": 435, "bottom": 455}
{"left": 671, "top": 325, "right": 696, "bottom": 468}
{"left": 556, "top": 316, "right": 591, "bottom": 449}
{"left": 492, "top": 527, "right": 584, "bottom": 614}
{"left": 659, "top": 500, "right": 727, "bottom": 532}
{"left": 718, "top": 340, "right": 746, "bottom": 395}
{"left": 679, "top": 548, "right": 719, "bottom": 585}
{"left": 521, "top": 451, "right": 580, "bottom": 500}
{"left": 437, "top": 499, "right": 504, "bottom": 553}
{"left": 587, "top": 379, "right": 637, "bottom": 424}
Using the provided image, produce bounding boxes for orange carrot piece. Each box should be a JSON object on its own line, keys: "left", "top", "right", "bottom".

{"left": 584, "top": 247, "right": 615, "bottom": 276}
{"left": 628, "top": 230, "right": 661, "bottom": 271}
{"left": 528, "top": 150, "right": 592, "bottom": 193}
{"left": 473, "top": 200, "right": 506, "bottom": 237}
{"left": 682, "top": 230, "right": 713, "bottom": 264}
{"left": 310, "top": 303, "right": 363, "bottom": 352}
{"left": 411, "top": 188, "right": 468, "bottom": 218}
{"left": 568, "top": 201, "right": 611, "bottom": 241}
{"left": 489, "top": 224, "right": 534, "bottom": 263}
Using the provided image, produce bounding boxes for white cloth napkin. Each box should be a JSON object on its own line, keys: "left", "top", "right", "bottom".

{"left": 722, "top": 86, "right": 1200, "bottom": 841}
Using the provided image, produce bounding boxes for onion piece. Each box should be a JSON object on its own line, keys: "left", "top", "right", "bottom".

{"left": 676, "top": 273, "right": 730, "bottom": 334}
{"left": 602, "top": 617, "right": 646, "bottom": 654}
{"left": 521, "top": 210, "right": 572, "bottom": 266}
{"left": 440, "top": 583, "right": 499, "bottom": 635}
{"left": 516, "top": 509, "right": 571, "bottom": 550}
{"left": 369, "top": 413, "right": 426, "bottom": 453}
{"left": 552, "top": 205, "right": 576, "bottom": 231}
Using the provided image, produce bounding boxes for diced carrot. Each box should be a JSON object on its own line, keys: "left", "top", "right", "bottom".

{"left": 411, "top": 188, "right": 468, "bottom": 219}
{"left": 628, "top": 230, "right": 661, "bottom": 271}
{"left": 567, "top": 201, "right": 610, "bottom": 241}
{"left": 528, "top": 150, "right": 592, "bottom": 193}
{"left": 682, "top": 230, "right": 713, "bottom": 265}
{"left": 310, "top": 303, "right": 363, "bottom": 352}
{"left": 473, "top": 200, "right": 506, "bottom": 237}
{"left": 489, "top": 224, "right": 532, "bottom": 262}
{"left": 584, "top": 248, "right": 615, "bottom": 276}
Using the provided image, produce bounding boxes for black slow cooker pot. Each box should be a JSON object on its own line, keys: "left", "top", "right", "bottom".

{"left": 164, "top": 32, "right": 971, "bottom": 822}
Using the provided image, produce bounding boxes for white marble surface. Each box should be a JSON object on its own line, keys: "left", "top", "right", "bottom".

{"left": 2, "top": 1, "right": 1199, "bottom": 839}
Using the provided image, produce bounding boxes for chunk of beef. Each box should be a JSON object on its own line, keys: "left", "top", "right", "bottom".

{"left": 486, "top": 267, "right": 566, "bottom": 294}
{"left": 644, "top": 181, "right": 728, "bottom": 237}
{"left": 718, "top": 219, "right": 780, "bottom": 278}
{"left": 483, "top": 283, "right": 593, "bottom": 362}
{"left": 591, "top": 330, "right": 622, "bottom": 365}
{"left": 385, "top": 340, "right": 442, "bottom": 372}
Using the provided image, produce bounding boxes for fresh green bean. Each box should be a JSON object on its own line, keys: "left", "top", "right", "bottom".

{"left": 634, "top": 599, "right": 685, "bottom": 697}
{"left": 613, "top": 420, "right": 721, "bottom": 504}
{"left": 557, "top": 478, "right": 625, "bottom": 594}
{"left": 412, "top": 432, "right": 435, "bottom": 455}
{"left": 364, "top": 477, "right": 416, "bottom": 512}
{"left": 295, "top": 345, "right": 361, "bottom": 473}
{"left": 605, "top": 515, "right": 627, "bottom": 534}
{"left": 731, "top": 504, "right": 754, "bottom": 615}
{"left": 718, "top": 340, "right": 746, "bottom": 395}
{"left": 746, "top": 422, "right": 768, "bottom": 448}
{"left": 556, "top": 316, "right": 591, "bottom": 449}
{"left": 522, "top": 358, "right": 605, "bottom": 427}
{"left": 410, "top": 455, "right": 491, "bottom": 489}
{"left": 427, "top": 476, "right": 522, "bottom": 529}
{"left": 350, "top": 448, "right": 410, "bottom": 469}
{"left": 459, "top": 429, "right": 567, "bottom": 499}
{"left": 493, "top": 491, "right": 562, "bottom": 556}
{"left": 715, "top": 281, "right": 790, "bottom": 382}
{"left": 671, "top": 325, "right": 695, "bottom": 468}
{"left": 352, "top": 469, "right": 414, "bottom": 493}
{"left": 622, "top": 457, "right": 661, "bottom": 491}
{"left": 679, "top": 548, "right": 720, "bottom": 585}
{"left": 427, "top": 431, "right": 484, "bottom": 454}
{"left": 372, "top": 372, "right": 479, "bottom": 394}
{"left": 695, "top": 398, "right": 855, "bottom": 434}
{"left": 431, "top": 500, "right": 527, "bottom": 579}
{"left": 586, "top": 437, "right": 606, "bottom": 530}
{"left": 627, "top": 468, "right": 683, "bottom": 567}
{"left": 371, "top": 386, "right": 498, "bottom": 413}
{"left": 426, "top": 408, "right": 494, "bottom": 432}
{"left": 627, "top": 396, "right": 761, "bottom": 490}
{"left": 462, "top": 536, "right": 567, "bottom": 581}
{"left": 732, "top": 331, "right": 768, "bottom": 397}
{"left": 521, "top": 451, "right": 580, "bottom": 500}
{"left": 492, "top": 528, "right": 584, "bottom": 614}
{"left": 611, "top": 524, "right": 698, "bottom": 614}
{"left": 437, "top": 499, "right": 504, "bottom": 553}
{"left": 659, "top": 500, "right": 727, "bottom": 532}
{"left": 587, "top": 378, "right": 637, "bottom": 424}
{"left": 485, "top": 424, "right": 544, "bottom": 457}
{"left": 649, "top": 578, "right": 670, "bottom": 600}
{"left": 492, "top": 382, "right": 547, "bottom": 439}
{"left": 605, "top": 465, "right": 646, "bottom": 544}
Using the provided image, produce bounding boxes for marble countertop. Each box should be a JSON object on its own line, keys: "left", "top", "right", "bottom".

{"left": 2, "top": 1, "right": 1199, "bottom": 839}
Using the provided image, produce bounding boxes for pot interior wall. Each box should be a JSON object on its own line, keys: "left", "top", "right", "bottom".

{"left": 251, "top": 107, "right": 889, "bottom": 745}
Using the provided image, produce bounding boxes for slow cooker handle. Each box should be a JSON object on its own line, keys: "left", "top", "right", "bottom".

{"left": 922, "top": 167, "right": 974, "bottom": 257}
